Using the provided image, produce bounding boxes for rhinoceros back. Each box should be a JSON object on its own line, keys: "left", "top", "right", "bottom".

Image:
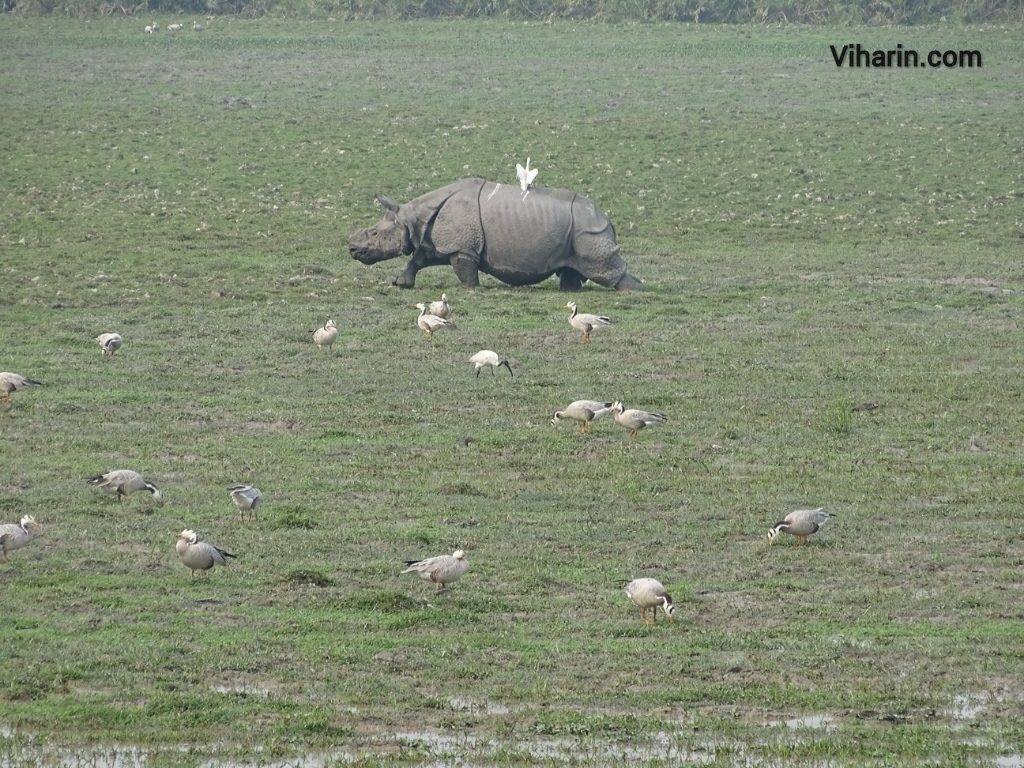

{"left": 423, "top": 179, "right": 630, "bottom": 289}
{"left": 429, "top": 182, "right": 574, "bottom": 284}
{"left": 477, "top": 183, "right": 576, "bottom": 262}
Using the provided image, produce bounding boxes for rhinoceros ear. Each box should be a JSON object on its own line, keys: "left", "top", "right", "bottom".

{"left": 375, "top": 194, "right": 401, "bottom": 213}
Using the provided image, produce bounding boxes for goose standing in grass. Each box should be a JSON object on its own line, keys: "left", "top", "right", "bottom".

{"left": 767, "top": 508, "right": 832, "bottom": 546}
{"left": 96, "top": 332, "right": 123, "bottom": 358}
{"left": 192, "top": 20, "right": 204, "bottom": 30}
{"left": 565, "top": 301, "right": 611, "bottom": 344}
{"left": 624, "top": 578, "right": 676, "bottom": 625}
{"left": 415, "top": 303, "right": 452, "bottom": 342}
{"left": 469, "top": 350, "right": 513, "bottom": 378}
{"left": 609, "top": 401, "right": 666, "bottom": 438}
{"left": 167, "top": 22, "right": 183, "bottom": 31}
{"left": 175, "top": 529, "right": 235, "bottom": 578}
{"left": 401, "top": 549, "right": 468, "bottom": 593}
{"left": 0, "top": 515, "right": 38, "bottom": 563}
{"left": 312, "top": 319, "right": 338, "bottom": 352}
{"left": 0, "top": 372, "right": 42, "bottom": 404}
{"left": 428, "top": 293, "right": 451, "bottom": 319}
{"left": 551, "top": 400, "right": 612, "bottom": 433}
{"left": 228, "top": 485, "right": 262, "bottom": 522}
{"left": 87, "top": 470, "right": 164, "bottom": 506}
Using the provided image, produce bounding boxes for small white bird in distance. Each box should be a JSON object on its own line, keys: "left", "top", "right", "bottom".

{"left": 516, "top": 158, "right": 538, "bottom": 200}
{"left": 469, "top": 350, "right": 513, "bottom": 378}
{"left": 175, "top": 529, "right": 236, "bottom": 578}
{"left": 312, "top": 319, "right": 338, "bottom": 352}
{"left": 401, "top": 549, "right": 468, "bottom": 593}
{"left": 97, "top": 332, "right": 123, "bottom": 358}
{"left": 0, "top": 372, "right": 42, "bottom": 404}
{"left": 167, "top": 23, "right": 183, "bottom": 31}
{"left": 228, "top": 485, "right": 263, "bottom": 522}
{"left": 767, "top": 508, "right": 833, "bottom": 546}
{"left": 192, "top": 20, "right": 204, "bottom": 30}
{"left": 0, "top": 515, "right": 39, "bottom": 563}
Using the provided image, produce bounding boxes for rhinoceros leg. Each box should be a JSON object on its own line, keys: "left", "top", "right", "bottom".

{"left": 450, "top": 255, "right": 480, "bottom": 289}
{"left": 556, "top": 268, "right": 585, "bottom": 292}
{"left": 393, "top": 261, "right": 419, "bottom": 289}
{"left": 394, "top": 251, "right": 451, "bottom": 289}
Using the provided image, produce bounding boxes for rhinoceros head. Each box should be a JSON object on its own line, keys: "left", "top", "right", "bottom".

{"left": 349, "top": 194, "right": 411, "bottom": 264}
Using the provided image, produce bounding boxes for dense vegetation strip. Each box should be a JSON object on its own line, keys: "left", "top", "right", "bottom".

{"left": 7, "top": 0, "right": 1024, "bottom": 23}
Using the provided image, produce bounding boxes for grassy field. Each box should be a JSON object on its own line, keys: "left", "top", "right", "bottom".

{"left": 1, "top": 15, "right": 1023, "bottom": 767}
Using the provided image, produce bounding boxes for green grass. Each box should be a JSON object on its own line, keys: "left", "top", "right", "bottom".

{"left": 1, "top": 16, "right": 1024, "bottom": 767}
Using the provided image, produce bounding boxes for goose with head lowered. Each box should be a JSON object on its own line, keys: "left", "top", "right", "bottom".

{"left": 624, "top": 578, "right": 675, "bottom": 625}
{"left": 97, "top": 332, "right": 123, "bottom": 358}
{"left": 401, "top": 549, "right": 468, "bottom": 593}
{"left": 551, "top": 400, "right": 612, "bottom": 433}
{"left": 0, "top": 372, "right": 42, "bottom": 404}
{"left": 767, "top": 508, "right": 832, "bottom": 547}
{"left": 228, "top": 485, "right": 263, "bottom": 522}
{"left": 87, "top": 470, "right": 164, "bottom": 506}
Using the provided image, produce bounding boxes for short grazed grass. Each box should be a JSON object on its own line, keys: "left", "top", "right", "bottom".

{"left": 1, "top": 16, "right": 1023, "bottom": 767}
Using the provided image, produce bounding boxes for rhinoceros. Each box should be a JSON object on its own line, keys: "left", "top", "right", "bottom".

{"left": 349, "top": 178, "right": 643, "bottom": 291}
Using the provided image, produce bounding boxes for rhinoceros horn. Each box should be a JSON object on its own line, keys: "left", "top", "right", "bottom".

{"left": 375, "top": 194, "right": 401, "bottom": 213}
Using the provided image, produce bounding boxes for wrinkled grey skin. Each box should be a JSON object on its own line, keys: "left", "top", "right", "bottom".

{"left": 349, "top": 179, "right": 644, "bottom": 291}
